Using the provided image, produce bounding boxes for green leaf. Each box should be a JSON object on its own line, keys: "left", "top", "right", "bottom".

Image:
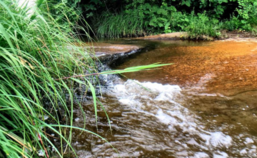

{"left": 152, "top": 5, "right": 158, "bottom": 12}
{"left": 165, "top": 22, "right": 170, "bottom": 29}
{"left": 145, "top": 3, "right": 151, "bottom": 9}
{"left": 158, "top": 17, "right": 168, "bottom": 22}
{"left": 149, "top": 17, "right": 157, "bottom": 26}
{"left": 139, "top": 12, "right": 144, "bottom": 17}
{"left": 241, "top": 20, "right": 247, "bottom": 24}
{"left": 182, "top": 0, "right": 191, "bottom": 7}
{"left": 158, "top": 23, "right": 164, "bottom": 27}
{"left": 157, "top": 8, "right": 167, "bottom": 15}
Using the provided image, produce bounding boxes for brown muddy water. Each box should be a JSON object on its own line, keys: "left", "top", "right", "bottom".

{"left": 71, "top": 39, "right": 257, "bottom": 157}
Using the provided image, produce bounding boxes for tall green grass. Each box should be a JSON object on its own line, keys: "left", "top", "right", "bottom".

{"left": 0, "top": 0, "right": 98, "bottom": 157}
{"left": 92, "top": 11, "right": 145, "bottom": 38}
{"left": 185, "top": 13, "right": 222, "bottom": 38}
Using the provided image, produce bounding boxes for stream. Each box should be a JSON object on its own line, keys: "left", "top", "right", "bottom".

{"left": 71, "top": 39, "right": 257, "bottom": 158}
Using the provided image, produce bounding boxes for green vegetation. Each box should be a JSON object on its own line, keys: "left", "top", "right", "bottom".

{"left": 78, "top": 0, "right": 257, "bottom": 38}
{"left": 0, "top": 0, "right": 96, "bottom": 157}
{"left": 93, "top": 11, "right": 145, "bottom": 38}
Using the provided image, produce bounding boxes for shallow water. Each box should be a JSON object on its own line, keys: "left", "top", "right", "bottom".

{"left": 72, "top": 39, "right": 257, "bottom": 157}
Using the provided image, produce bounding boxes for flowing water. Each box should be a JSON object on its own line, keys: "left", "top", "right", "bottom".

{"left": 71, "top": 39, "right": 257, "bottom": 157}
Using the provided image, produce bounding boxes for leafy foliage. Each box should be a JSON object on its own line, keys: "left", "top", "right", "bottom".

{"left": 81, "top": 0, "right": 257, "bottom": 38}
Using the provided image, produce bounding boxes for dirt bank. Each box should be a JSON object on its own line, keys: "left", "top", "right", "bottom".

{"left": 136, "top": 32, "right": 189, "bottom": 40}
{"left": 135, "top": 31, "right": 257, "bottom": 41}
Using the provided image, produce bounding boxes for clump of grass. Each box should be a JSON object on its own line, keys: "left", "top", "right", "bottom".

{"left": 92, "top": 11, "right": 145, "bottom": 38}
{"left": 185, "top": 12, "right": 222, "bottom": 39}
{"left": 0, "top": 0, "right": 98, "bottom": 157}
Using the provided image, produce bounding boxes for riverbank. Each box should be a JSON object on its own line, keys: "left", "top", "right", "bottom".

{"left": 135, "top": 31, "right": 257, "bottom": 41}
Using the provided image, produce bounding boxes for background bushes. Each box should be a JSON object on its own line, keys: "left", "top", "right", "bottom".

{"left": 74, "top": 0, "right": 257, "bottom": 38}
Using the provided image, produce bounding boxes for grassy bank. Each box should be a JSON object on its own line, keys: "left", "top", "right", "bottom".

{"left": 0, "top": 0, "right": 98, "bottom": 157}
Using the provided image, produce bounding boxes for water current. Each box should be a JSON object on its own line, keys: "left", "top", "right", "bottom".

{"left": 72, "top": 39, "right": 257, "bottom": 157}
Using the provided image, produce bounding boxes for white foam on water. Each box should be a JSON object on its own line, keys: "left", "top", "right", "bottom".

{"left": 109, "top": 80, "right": 181, "bottom": 109}
{"left": 156, "top": 109, "right": 176, "bottom": 125}
{"left": 211, "top": 132, "right": 232, "bottom": 148}
{"left": 245, "top": 137, "right": 254, "bottom": 144}
{"left": 193, "top": 152, "right": 209, "bottom": 158}
{"left": 102, "top": 79, "right": 255, "bottom": 157}
{"left": 240, "top": 149, "right": 247, "bottom": 155}
{"left": 199, "top": 132, "right": 232, "bottom": 149}
{"left": 213, "top": 152, "right": 228, "bottom": 158}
